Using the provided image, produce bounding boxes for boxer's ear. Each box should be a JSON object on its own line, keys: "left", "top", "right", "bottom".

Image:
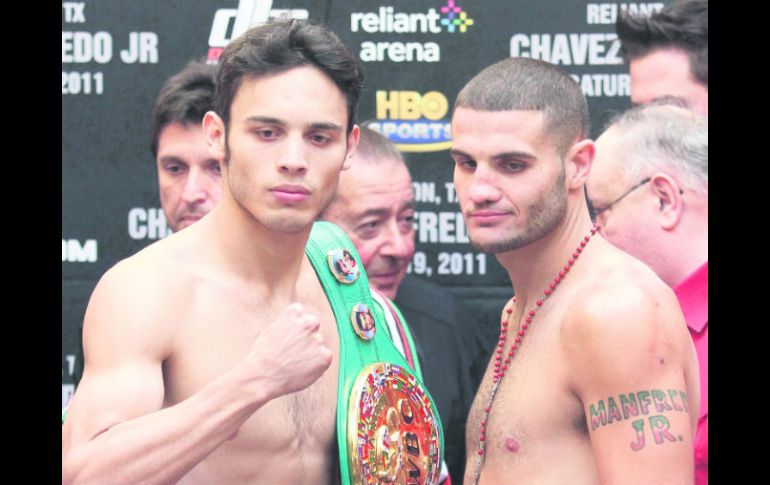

{"left": 203, "top": 111, "right": 227, "bottom": 162}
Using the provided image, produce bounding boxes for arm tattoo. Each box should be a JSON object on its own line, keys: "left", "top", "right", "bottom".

{"left": 587, "top": 389, "right": 688, "bottom": 451}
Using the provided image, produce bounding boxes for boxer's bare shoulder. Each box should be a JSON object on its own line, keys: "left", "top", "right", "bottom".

{"left": 559, "top": 245, "right": 699, "bottom": 485}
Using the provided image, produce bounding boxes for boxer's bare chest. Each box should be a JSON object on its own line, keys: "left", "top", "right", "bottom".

{"left": 165, "top": 274, "right": 342, "bottom": 483}
{"left": 465, "top": 306, "right": 590, "bottom": 482}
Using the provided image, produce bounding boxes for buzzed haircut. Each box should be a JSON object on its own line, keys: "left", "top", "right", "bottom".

{"left": 616, "top": 0, "right": 708, "bottom": 87}
{"left": 454, "top": 57, "right": 590, "bottom": 156}
{"left": 357, "top": 125, "right": 404, "bottom": 164}
{"left": 214, "top": 18, "right": 364, "bottom": 134}
{"left": 605, "top": 100, "right": 708, "bottom": 194}
{"left": 150, "top": 59, "right": 216, "bottom": 157}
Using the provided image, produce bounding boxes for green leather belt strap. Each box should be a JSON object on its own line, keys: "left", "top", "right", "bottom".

{"left": 305, "top": 221, "right": 442, "bottom": 485}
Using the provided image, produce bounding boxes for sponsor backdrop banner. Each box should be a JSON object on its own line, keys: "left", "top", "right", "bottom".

{"left": 62, "top": 0, "right": 669, "bottom": 405}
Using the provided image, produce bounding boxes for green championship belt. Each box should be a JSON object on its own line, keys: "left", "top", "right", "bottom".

{"left": 305, "top": 221, "right": 444, "bottom": 485}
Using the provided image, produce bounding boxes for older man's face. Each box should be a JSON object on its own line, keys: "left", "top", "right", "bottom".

{"left": 322, "top": 159, "right": 415, "bottom": 299}
{"left": 587, "top": 126, "right": 658, "bottom": 264}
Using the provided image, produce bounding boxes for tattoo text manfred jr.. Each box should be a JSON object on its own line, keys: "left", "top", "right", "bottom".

{"left": 588, "top": 389, "right": 689, "bottom": 450}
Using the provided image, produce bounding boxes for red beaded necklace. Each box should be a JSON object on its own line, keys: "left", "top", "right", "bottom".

{"left": 469, "top": 225, "right": 599, "bottom": 485}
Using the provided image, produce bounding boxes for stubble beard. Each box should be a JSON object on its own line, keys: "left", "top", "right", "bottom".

{"left": 468, "top": 168, "right": 568, "bottom": 254}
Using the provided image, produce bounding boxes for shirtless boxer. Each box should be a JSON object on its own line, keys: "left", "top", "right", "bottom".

{"left": 449, "top": 57, "right": 700, "bottom": 485}
{"left": 62, "top": 19, "right": 365, "bottom": 484}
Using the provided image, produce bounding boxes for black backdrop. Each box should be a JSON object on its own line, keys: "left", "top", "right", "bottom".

{"left": 62, "top": 0, "right": 670, "bottom": 407}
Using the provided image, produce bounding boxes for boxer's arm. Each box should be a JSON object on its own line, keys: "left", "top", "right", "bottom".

{"left": 61, "top": 265, "right": 267, "bottom": 485}
{"left": 62, "top": 264, "right": 331, "bottom": 485}
{"left": 565, "top": 285, "right": 697, "bottom": 485}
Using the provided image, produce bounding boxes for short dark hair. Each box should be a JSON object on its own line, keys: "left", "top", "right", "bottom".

{"left": 150, "top": 59, "right": 216, "bottom": 157}
{"left": 454, "top": 57, "right": 589, "bottom": 156}
{"left": 214, "top": 19, "right": 364, "bottom": 134}
{"left": 616, "top": 0, "right": 708, "bottom": 87}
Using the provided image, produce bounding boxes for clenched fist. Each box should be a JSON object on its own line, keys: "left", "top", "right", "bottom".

{"left": 249, "top": 303, "right": 334, "bottom": 398}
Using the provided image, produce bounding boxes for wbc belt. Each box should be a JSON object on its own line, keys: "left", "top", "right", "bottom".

{"left": 305, "top": 221, "right": 443, "bottom": 485}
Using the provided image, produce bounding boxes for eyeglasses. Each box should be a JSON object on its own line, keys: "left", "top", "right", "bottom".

{"left": 592, "top": 177, "right": 651, "bottom": 217}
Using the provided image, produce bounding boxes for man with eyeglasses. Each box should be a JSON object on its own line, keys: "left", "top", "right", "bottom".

{"left": 587, "top": 101, "right": 708, "bottom": 485}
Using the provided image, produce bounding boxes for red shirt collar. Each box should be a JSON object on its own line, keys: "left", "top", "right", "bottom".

{"left": 673, "top": 262, "right": 708, "bottom": 333}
